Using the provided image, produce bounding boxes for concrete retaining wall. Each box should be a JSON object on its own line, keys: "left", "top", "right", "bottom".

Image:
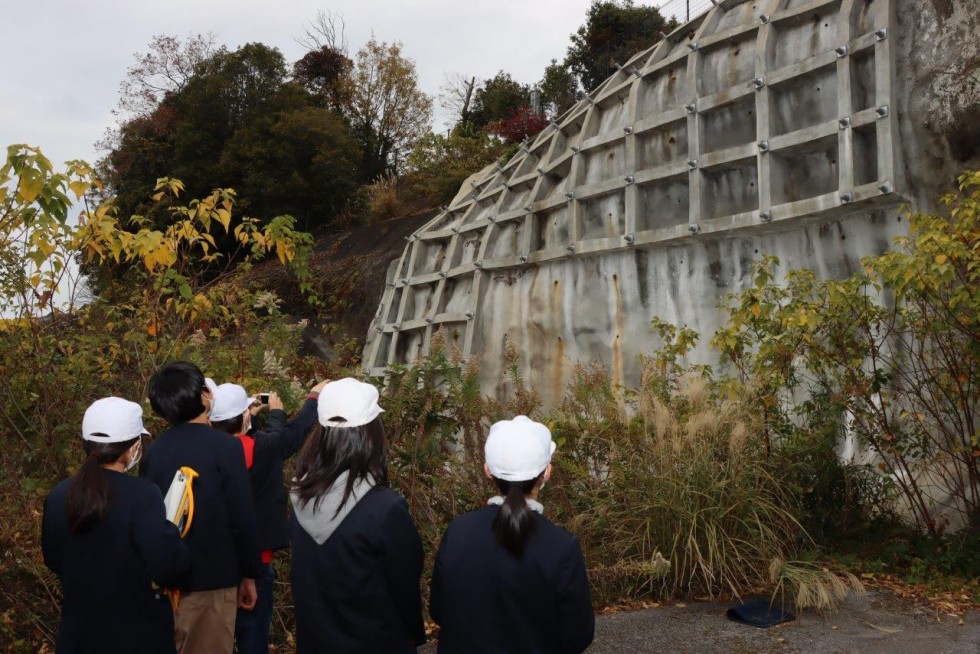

{"left": 364, "top": 0, "right": 980, "bottom": 408}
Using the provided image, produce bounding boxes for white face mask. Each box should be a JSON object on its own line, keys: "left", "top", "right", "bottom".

{"left": 124, "top": 438, "right": 142, "bottom": 472}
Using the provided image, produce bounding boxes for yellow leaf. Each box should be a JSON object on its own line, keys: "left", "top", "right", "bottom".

{"left": 69, "top": 180, "right": 89, "bottom": 199}
{"left": 18, "top": 173, "right": 43, "bottom": 203}
{"left": 216, "top": 208, "right": 231, "bottom": 231}
{"left": 750, "top": 303, "right": 761, "bottom": 317}
{"left": 935, "top": 254, "right": 947, "bottom": 264}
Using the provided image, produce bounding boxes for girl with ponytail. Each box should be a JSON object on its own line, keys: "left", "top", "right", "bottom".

{"left": 430, "top": 416, "right": 595, "bottom": 654}
{"left": 42, "top": 397, "right": 189, "bottom": 654}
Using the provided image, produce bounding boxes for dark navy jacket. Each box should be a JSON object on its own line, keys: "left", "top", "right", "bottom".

{"left": 290, "top": 486, "right": 426, "bottom": 654}
{"left": 140, "top": 422, "right": 261, "bottom": 590}
{"left": 42, "top": 471, "right": 190, "bottom": 654}
{"left": 244, "top": 398, "right": 318, "bottom": 552}
{"left": 430, "top": 506, "right": 594, "bottom": 654}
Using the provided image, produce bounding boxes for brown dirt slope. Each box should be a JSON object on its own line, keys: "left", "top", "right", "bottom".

{"left": 246, "top": 210, "right": 437, "bottom": 362}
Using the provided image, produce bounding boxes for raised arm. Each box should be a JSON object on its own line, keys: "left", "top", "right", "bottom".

{"left": 252, "top": 381, "right": 328, "bottom": 460}
{"left": 253, "top": 398, "right": 319, "bottom": 461}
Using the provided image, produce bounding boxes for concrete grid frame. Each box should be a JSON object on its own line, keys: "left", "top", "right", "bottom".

{"left": 363, "top": 0, "right": 901, "bottom": 379}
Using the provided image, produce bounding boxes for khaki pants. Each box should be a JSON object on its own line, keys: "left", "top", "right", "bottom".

{"left": 174, "top": 586, "right": 237, "bottom": 654}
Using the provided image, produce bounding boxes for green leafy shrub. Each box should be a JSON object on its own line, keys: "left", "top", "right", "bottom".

{"left": 713, "top": 171, "right": 980, "bottom": 535}
{"left": 0, "top": 145, "right": 319, "bottom": 651}
{"left": 404, "top": 128, "right": 507, "bottom": 203}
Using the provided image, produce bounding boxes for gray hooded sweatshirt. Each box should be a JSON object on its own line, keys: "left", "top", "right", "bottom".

{"left": 290, "top": 472, "right": 375, "bottom": 545}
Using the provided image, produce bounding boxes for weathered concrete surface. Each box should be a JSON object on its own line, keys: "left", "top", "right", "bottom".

{"left": 419, "top": 591, "right": 980, "bottom": 654}
{"left": 364, "top": 0, "right": 980, "bottom": 408}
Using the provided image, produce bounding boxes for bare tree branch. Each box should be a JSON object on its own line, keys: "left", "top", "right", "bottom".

{"left": 296, "top": 9, "right": 348, "bottom": 55}
{"left": 439, "top": 73, "right": 477, "bottom": 128}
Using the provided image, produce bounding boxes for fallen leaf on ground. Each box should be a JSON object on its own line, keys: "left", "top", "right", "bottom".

{"left": 860, "top": 620, "right": 902, "bottom": 634}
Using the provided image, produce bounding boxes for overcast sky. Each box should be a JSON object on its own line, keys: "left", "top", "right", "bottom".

{"left": 0, "top": 0, "right": 621, "bottom": 171}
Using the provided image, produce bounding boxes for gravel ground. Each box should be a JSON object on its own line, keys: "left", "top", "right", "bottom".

{"left": 420, "top": 590, "right": 979, "bottom": 653}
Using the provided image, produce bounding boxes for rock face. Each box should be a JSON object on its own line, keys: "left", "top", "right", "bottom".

{"left": 364, "top": 0, "right": 980, "bottom": 408}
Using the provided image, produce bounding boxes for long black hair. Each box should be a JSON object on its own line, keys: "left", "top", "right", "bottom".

{"left": 65, "top": 436, "right": 138, "bottom": 533}
{"left": 291, "top": 417, "right": 388, "bottom": 516}
{"left": 492, "top": 472, "right": 544, "bottom": 557}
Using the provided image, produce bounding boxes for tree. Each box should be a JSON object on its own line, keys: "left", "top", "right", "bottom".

{"left": 293, "top": 10, "right": 353, "bottom": 112}
{"left": 565, "top": 1, "right": 676, "bottom": 92}
{"left": 159, "top": 43, "right": 307, "bottom": 217}
{"left": 114, "top": 33, "right": 218, "bottom": 120}
{"left": 296, "top": 9, "right": 348, "bottom": 54}
{"left": 293, "top": 46, "right": 353, "bottom": 112}
{"left": 539, "top": 59, "right": 579, "bottom": 118}
{"left": 486, "top": 106, "right": 549, "bottom": 145}
{"left": 180, "top": 42, "right": 294, "bottom": 128}
{"left": 468, "top": 71, "right": 530, "bottom": 130}
{"left": 346, "top": 38, "right": 433, "bottom": 180}
{"left": 439, "top": 73, "right": 477, "bottom": 128}
{"left": 98, "top": 33, "right": 217, "bottom": 155}
{"left": 219, "top": 107, "right": 359, "bottom": 230}
{"left": 405, "top": 127, "right": 507, "bottom": 201}
{"left": 98, "top": 41, "right": 361, "bottom": 237}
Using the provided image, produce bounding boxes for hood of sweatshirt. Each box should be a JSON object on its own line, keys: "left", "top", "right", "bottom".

{"left": 290, "top": 472, "right": 375, "bottom": 545}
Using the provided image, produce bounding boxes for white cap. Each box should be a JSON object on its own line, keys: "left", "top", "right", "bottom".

{"left": 82, "top": 397, "right": 151, "bottom": 443}
{"left": 204, "top": 377, "right": 219, "bottom": 396}
{"left": 317, "top": 378, "right": 384, "bottom": 428}
{"left": 210, "top": 383, "right": 255, "bottom": 422}
{"left": 484, "top": 415, "right": 555, "bottom": 482}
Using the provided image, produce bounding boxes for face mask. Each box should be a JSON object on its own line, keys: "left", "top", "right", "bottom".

{"left": 124, "top": 438, "right": 142, "bottom": 472}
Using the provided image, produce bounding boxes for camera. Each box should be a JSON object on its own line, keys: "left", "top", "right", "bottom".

{"left": 258, "top": 392, "right": 270, "bottom": 405}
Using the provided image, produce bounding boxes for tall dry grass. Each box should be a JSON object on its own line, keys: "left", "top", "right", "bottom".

{"left": 364, "top": 171, "right": 404, "bottom": 222}
{"left": 379, "top": 346, "right": 864, "bottom": 611}
{"left": 550, "top": 367, "right": 807, "bottom": 602}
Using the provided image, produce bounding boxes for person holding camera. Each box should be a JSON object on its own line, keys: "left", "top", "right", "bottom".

{"left": 209, "top": 380, "right": 327, "bottom": 654}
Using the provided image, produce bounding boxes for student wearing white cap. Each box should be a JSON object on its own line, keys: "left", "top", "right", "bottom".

{"left": 140, "top": 361, "right": 261, "bottom": 654}
{"left": 288, "top": 377, "right": 426, "bottom": 654}
{"left": 208, "top": 379, "right": 327, "bottom": 654}
{"left": 42, "top": 397, "right": 190, "bottom": 654}
{"left": 430, "top": 416, "right": 594, "bottom": 654}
